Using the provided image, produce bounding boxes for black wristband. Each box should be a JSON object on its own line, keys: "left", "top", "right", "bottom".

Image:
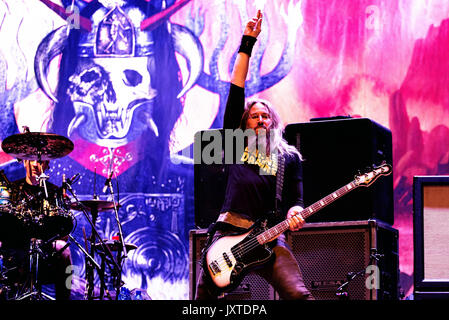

{"left": 238, "top": 35, "right": 257, "bottom": 56}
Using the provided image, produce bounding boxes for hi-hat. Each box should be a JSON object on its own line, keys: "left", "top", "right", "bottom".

{"left": 1, "top": 132, "right": 74, "bottom": 161}
{"left": 70, "top": 199, "right": 121, "bottom": 212}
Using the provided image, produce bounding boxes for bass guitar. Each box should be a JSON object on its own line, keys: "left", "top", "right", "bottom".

{"left": 202, "top": 163, "right": 392, "bottom": 293}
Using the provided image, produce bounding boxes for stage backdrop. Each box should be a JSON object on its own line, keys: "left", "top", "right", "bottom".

{"left": 1, "top": 0, "right": 448, "bottom": 299}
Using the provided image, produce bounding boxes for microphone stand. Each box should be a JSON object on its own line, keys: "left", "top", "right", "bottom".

{"left": 67, "top": 234, "right": 101, "bottom": 271}
{"left": 37, "top": 172, "right": 49, "bottom": 199}
{"left": 65, "top": 181, "right": 120, "bottom": 299}
{"left": 335, "top": 271, "right": 364, "bottom": 300}
{"left": 36, "top": 157, "right": 49, "bottom": 199}
{"left": 104, "top": 170, "right": 127, "bottom": 298}
{"left": 335, "top": 248, "right": 384, "bottom": 300}
{"left": 66, "top": 234, "right": 114, "bottom": 299}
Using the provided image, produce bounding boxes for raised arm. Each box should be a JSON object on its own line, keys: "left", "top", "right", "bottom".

{"left": 231, "top": 10, "right": 263, "bottom": 87}
{"left": 223, "top": 10, "right": 263, "bottom": 129}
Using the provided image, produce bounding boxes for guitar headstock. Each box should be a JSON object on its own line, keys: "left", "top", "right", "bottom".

{"left": 354, "top": 163, "right": 392, "bottom": 187}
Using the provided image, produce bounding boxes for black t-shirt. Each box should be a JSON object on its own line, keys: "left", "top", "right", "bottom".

{"left": 10, "top": 178, "right": 61, "bottom": 210}
{"left": 219, "top": 84, "right": 304, "bottom": 222}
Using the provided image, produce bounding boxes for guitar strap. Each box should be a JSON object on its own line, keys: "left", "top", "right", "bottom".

{"left": 274, "top": 152, "right": 285, "bottom": 215}
{"left": 204, "top": 153, "right": 286, "bottom": 250}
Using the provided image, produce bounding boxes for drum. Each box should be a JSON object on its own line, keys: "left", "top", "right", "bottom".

{"left": 40, "top": 202, "right": 74, "bottom": 240}
{"left": 0, "top": 185, "right": 10, "bottom": 205}
{"left": 13, "top": 201, "right": 74, "bottom": 241}
{"left": 0, "top": 185, "right": 25, "bottom": 245}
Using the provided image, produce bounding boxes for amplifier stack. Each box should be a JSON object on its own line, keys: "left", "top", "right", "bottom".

{"left": 192, "top": 117, "right": 399, "bottom": 300}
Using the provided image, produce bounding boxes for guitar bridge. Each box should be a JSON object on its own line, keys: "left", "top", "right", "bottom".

{"left": 209, "top": 261, "right": 221, "bottom": 275}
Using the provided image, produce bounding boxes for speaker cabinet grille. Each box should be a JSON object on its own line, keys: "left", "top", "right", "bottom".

{"left": 189, "top": 229, "right": 278, "bottom": 300}
{"left": 286, "top": 220, "right": 399, "bottom": 300}
{"left": 189, "top": 220, "right": 399, "bottom": 300}
{"left": 288, "top": 225, "right": 370, "bottom": 299}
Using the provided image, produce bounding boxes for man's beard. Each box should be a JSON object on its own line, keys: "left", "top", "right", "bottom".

{"left": 248, "top": 128, "right": 272, "bottom": 156}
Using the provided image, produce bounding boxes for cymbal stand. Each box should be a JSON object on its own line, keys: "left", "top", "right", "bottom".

{"left": 86, "top": 204, "right": 99, "bottom": 299}
{"left": 65, "top": 182, "right": 119, "bottom": 300}
{"left": 15, "top": 172, "right": 55, "bottom": 301}
{"left": 104, "top": 171, "right": 127, "bottom": 297}
{"left": 15, "top": 238, "right": 54, "bottom": 301}
{"left": 66, "top": 234, "right": 111, "bottom": 299}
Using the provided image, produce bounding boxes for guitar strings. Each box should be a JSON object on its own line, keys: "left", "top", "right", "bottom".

{"left": 210, "top": 235, "right": 261, "bottom": 271}
{"left": 211, "top": 207, "right": 325, "bottom": 272}
{"left": 210, "top": 183, "right": 354, "bottom": 270}
{"left": 209, "top": 176, "right": 386, "bottom": 274}
{"left": 210, "top": 221, "right": 289, "bottom": 271}
{"left": 212, "top": 222, "right": 292, "bottom": 272}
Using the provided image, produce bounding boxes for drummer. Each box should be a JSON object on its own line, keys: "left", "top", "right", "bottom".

{"left": 11, "top": 160, "right": 65, "bottom": 214}
{"left": 2, "top": 159, "right": 73, "bottom": 300}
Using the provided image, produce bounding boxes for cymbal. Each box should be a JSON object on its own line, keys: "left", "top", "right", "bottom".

{"left": 1, "top": 132, "right": 74, "bottom": 161}
{"left": 94, "top": 240, "right": 137, "bottom": 252}
{"left": 70, "top": 199, "right": 121, "bottom": 212}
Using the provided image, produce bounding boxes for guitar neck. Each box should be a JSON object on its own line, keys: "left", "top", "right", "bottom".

{"left": 256, "top": 181, "right": 358, "bottom": 245}
{"left": 301, "top": 181, "right": 358, "bottom": 219}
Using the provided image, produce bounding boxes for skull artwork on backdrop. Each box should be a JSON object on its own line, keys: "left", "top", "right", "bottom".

{"left": 66, "top": 57, "right": 158, "bottom": 148}
{"left": 35, "top": 0, "right": 203, "bottom": 173}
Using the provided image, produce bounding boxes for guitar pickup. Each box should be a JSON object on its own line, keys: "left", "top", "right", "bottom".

{"left": 223, "top": 252, "right": 232, "bottom": 267}
{"left": 209, "top": 261, "right": 221, "bottom": 275}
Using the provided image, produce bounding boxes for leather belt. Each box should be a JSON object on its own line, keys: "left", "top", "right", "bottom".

{"left": 217, "top": 212, "right": 254, "bottom": 229}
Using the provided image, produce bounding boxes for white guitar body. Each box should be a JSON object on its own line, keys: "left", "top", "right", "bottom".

{"left": 205, "top": 232, "right": 248, "bottom": 288}
{"left": 204, "top": 224, "right": 274, "bottom": 292}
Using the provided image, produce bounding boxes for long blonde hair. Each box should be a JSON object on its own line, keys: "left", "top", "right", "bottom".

{"left": 240, "top": 98, "right": 302, "bottom": 160}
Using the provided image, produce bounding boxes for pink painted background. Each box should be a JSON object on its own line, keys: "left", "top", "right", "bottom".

{"left": 172, "top": 0, "right": 449, "bottom": 297}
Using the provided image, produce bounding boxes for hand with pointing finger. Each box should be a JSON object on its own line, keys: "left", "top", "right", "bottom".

{"left": 244, "top": 9, "right": 262, "bottom": 38}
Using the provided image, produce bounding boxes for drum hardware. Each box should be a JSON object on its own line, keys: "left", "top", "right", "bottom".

{"left": 1, "top": 130, "right": 131, "bottom": 300}
{"left": 1, "top": 130, "right": 76, "bottom": 241}
{"left": 101, "top": 156, "right": 126, "bottom": 256}
{"left": 12, "top": 201, "right": 75, "bottom": 241}
{"left": 0, "top": 251, "right": 21, "bottom": 300}
{"left": 6, "top": 201, "right": 75, "bottom": 300}
{"left": 66, "top": 233, "right": 106, "bottom": 297}
{"left": 102, "top": 156, "right": 128, "bottom": 299}
{"left": 93, "top": 240, "right": 137, "bottom": 253}
{"left": 15, "top": 238, "right": 55, "bottom": 301}
{"left": 65, "top": 182, "right": 121, "bottom": 300}
{"left": 37, "top": 172, "right": 50, "bottom": 199}
{"left": 1, "top": 129, "right": 76, "bottom": 300}
{"left": 94, "top": 240, "right": 137, "bottom": 300}
{"left": 14, "top": 230, "right": 73, "bottom": 301}
{"left": 67, "top": 158, "right": 129, "bottom": 300}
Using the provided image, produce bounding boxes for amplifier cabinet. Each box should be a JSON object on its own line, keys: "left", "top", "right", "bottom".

{"left": 285, "top": 118, "right": 394, "bottom": 224}
{"left": 189, "top": 229, "right": 278, "bottom": 300}
{"left": 189, "top": 219, "right": 399, "bottom": 300}
{"left": 287, "top": 220, "right": 399, "bottom": 300}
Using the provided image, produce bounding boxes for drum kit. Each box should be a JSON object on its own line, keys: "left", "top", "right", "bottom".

{"left": 0, "top": 130, "right": 136, "bottom": 300}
